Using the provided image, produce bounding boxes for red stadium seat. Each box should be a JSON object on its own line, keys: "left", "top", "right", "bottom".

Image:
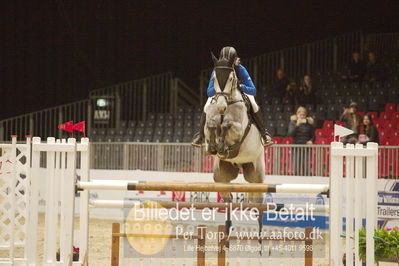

{"left": 380, "top": 137, "right": 391, "bottom": 146}
{"left": 380, "top": 112, "right": 393, "bottom": 121}
{"left": 281, "top": 137, "right": 293, "bottom": 144}
{"left": 323, "top": 120, "right": 333, "bottom": 130}
{"left": 368, "top": 112, "right": 378, "bottom": 120}
{"left": 272, "top": 137, "right": 281, "bottom": 144}
{"left": 393, "top": 112, "right": 399, "bottom": 120}
{"left": 314, "top": 137, "right": 328, "bottom": 145}
{"left": 315, "top": 129, "right": 325, "bottom": 138}
{"left": 385, "top": 103, "right": 397, "bottom": 113}
{"left": 379, "top": 130, "right": 388, "bottom": 140}
{"left": 358, "top": 111, "right": 365, "bottom": 117}
{"left": 384, "top": 121, "right": 397, "bottom": 137}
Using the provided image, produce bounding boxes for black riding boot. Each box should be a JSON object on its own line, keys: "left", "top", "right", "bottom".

{"left": 252, "top": 110, "right": 273, "bottom": 147}
{"left": 192, "top": 112, "right": 206, "bottom": 147}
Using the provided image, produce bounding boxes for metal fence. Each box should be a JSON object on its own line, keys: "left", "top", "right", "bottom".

{"left": 0, "top": 100, "right": 89, "bottom": 141}
{"left": 0, "top": 73, "right": 199, "bottom": 141}
{"left": 90, "top": 142, "right": 399, "bottom": 178}
{"left": 199, "top": 32, "right": 364, "bottom": 105}
{"left": 365, "top": 32, "right": 399, "bottom": 57}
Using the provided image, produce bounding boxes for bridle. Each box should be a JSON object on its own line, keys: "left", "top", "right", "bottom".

{"left": 210, "top": 66, "right": 245, "bottom": 106}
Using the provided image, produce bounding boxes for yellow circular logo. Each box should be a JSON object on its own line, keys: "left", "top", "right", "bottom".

{"left": 125, "top": 201, "right": 172, "bottom": 255}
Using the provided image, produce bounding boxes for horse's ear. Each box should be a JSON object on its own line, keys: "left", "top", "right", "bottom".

{"left": 211, "top": 52, "right": 218, "bottom": 65}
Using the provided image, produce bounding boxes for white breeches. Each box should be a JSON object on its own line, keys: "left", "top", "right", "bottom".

{"left": 204, "top": 94, "right": 259, "bottom": 112}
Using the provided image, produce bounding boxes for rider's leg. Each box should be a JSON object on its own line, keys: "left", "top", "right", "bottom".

{"left": 247, "top": 95, "right": 273, "bottom": 147}
{"left": 192, "top": 98, "right": 211, "bottom": 147}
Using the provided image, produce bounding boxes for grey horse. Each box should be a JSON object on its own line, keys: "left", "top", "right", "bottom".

{"left": 204, "top": 54, "right": 265, "bottom": 205}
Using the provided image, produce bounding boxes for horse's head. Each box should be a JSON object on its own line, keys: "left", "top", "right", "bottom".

{"left": 211, "top": 52, "right": 238, "bottom": 115}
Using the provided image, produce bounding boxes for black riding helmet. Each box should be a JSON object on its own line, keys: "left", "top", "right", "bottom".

{"left": 219, "top": 46, "right": 237, "bottom": 65}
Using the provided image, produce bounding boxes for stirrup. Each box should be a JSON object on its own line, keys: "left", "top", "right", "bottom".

{"left": 191, "top": 133, "right": 203, "bottom": 147}
{"left": 261, "top": 136, "right": 273, "bottom": 147}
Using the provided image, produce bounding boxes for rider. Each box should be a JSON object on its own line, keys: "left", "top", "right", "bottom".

{"left": 192, "top": 46, "right": 273, "bottom": 147}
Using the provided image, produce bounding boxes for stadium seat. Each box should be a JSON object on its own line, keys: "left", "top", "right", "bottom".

{"left": 184, "top": 120, "right": 193, "bottom": 128}
{"left": 367, "top": 112, "right": 378, "bottom": 120}
{"left": 147, "top": 113, "right": 156, "bottom": 121}
{"left": 335, "top": 96, "right": 346, "bottom": 105}
{"left": 281, "top": 137, "right": 293, "bottom": 144}
{"left": 162, "top": 136, "right": 172, "bottom": 143}
{"left": 137, "top": 121, "right": 146, "bottom": 128}
{"left": 264, "top": 105, "right": 273, "bottom": 114}
{"left": 120, "top": 121, "right": 127, "bottom": 128}
{"left": 385, "top": 103, "right": 397, "bottom": 113}
{"left": 152, "top": 135, "right": 162, "bottom": 143}
{"left": 264, "top": 113, "right": 274, "bottom": 122}
{"left": 283, "top": 104, "right": 294, "bottom": 113}
{"left": 126, "top": 128, "right": 135, "bottom": 136}
{"left": 276, "top": 120, "right": 288, "bottom": 137}
{"left": 273, "top": 105, "right": 283, "bottom": 113}
{"left": 165, "top": 120, "right": 174, "bottom": 128}
{"left": 185, "top": 113, "right": 193, "bottom": 121}
{"left": 175, "top": 121, "right": 184, "bottom": 128}
{"left": 155, "top": 120, "right": 165, "bottom": 128}
{"left": 323, "top": 120, "right": 333, "bottom": 130}
{"left": 315, "top": 129, "right": 325, "bottom": 139}
{"left": 128, "top": 120, "right": 136, "bottom": 128}
{"left": 271, "top": 97, "right": 281, "bottom": 105}
{"left": 388, "top": 89, "right": 399, "bottom": 102}
{"left": 156, "top": 113, "right": 166, "bottom": 121}
{"left": 164, "top": 128, "right": 174, "bottom": 137}
{"left": 305, "top": 104, "right": 315, "bottom": 113}
{"left": 146, "top": 120, "right": 155, "bottom": 128}
{"left": 272, "top": 137, "right": 281, "bottom": 144}
{"left": 326, "top": 105, "right": 338, "bottom": 120}
{"left": 116, "top": 128, "right": 126, "bottom": 135}
{"left": 275, "top": 113, "right": 285, "bottom": 121}
{"left": 154, "top": 127, "right": 164, "bottom": 137}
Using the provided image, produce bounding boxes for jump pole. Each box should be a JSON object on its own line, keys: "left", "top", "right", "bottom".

{"left": 77, "top": 181, "right": 329, "bottom": 194}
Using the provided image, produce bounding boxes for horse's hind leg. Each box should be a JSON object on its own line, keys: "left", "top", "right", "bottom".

{"left": 213, "top": 158, "right": 239, "bottom": 202}
{"left": 242, "top": 152, "right": 265, "bottom": 203}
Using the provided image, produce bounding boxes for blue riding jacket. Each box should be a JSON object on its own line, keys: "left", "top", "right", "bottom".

{"left": 207, "top": 64, "right": 256, "bottom": 97}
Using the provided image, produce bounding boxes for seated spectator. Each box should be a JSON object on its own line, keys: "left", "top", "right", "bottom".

{"left": 364, "top": 52, "right": 386, "bottom": 83}
{"left": 287, "top": 106, "right": 315, "bottom": 175}
{"left": 341, "top": 51, "right": 366, "bottom": 82}
{"left": 270, "top": 69, "right": 289, "bottom": 98}
{"left": 359, "top": 114, "right": 379, "bottom": 144}
{"left": 298, "top": 75, "right": 316, "bottom": 104}
{"left": 339, "top": 102, "right": 362, "bottom": 144}
{"left": 284, "top": 81, "right": 301, "bottom": 105}
{"left": 287, "top": 106, "right": 315, "bottom": 144}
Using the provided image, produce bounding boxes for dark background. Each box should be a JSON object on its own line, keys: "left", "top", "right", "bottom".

{"left": 1, "top": 1, "right": 398, "bottom": 119}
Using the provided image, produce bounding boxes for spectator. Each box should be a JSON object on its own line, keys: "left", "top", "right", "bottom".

{"left": 339, "top": 102, "right": 362, "bottom": 144}
{"left": 270, "top": 69, "right": 289, "bottom": 98}
{"left": 298, "top": 75, "right": 316, "bottom": 104}
{"left": 287, "top": 106, "right": 315, "bottom": 144}
{"left": 284, "top": 81, "right": 300, "bottom": 105}
{"left": 287, "top": 106, "right": 315, "bottom": 175}
{"left": 341, "top": 51, "right": 366, "bottom": 82}
{"left": 359, "top": 114, "right": 379, "bottom": 144}
{"left": 364, "top": 52, "right": 386, "bottom": 83}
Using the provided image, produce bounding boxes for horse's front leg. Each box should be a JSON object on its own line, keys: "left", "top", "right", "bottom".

{"left": 217, "top": 121, "right": 232, "bottom": 156}
{"left": 206, "top": 118, "right": 218, "bottom": 155}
